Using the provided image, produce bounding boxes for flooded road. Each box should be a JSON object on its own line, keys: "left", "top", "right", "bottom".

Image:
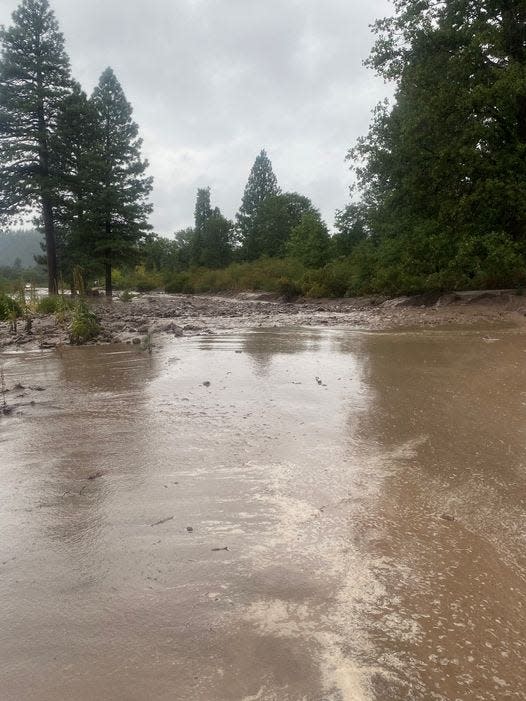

{"left": 1, "top": 326, "right": 525, "bottom": 700}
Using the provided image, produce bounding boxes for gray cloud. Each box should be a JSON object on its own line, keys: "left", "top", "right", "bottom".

{"left": 0, "top": 0, "right": 392, "bottom": 232}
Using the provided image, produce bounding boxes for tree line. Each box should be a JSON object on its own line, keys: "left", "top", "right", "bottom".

{"left": 1, "top": 0, "right": 526, "bottom": 299}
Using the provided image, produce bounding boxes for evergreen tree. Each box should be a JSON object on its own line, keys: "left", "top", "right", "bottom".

{"left": 0, "top": 0, "right": 71, "bottom": 294}
{"left": 287, "top": 212, "right": 330, "bottom": 268}
{"left": 199, "top": 208, "right": 233, "bottom": 268}
{"left": 237, "top": 149, "right": 280, "bottom": 258}
{"left": 51, "top": 81, "right": 102, "bottom": 282}
{"left": 194, "top": 187, "right": 213, "bottom": 233}
{"left": 90, "top": 67, "right": 153, "bottom": 296}
{"left": 191, "top": 187, "right": 212, "bottom": 265}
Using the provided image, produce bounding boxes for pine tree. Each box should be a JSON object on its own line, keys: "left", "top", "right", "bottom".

{"left": 90, "top": 67, "right": 153, "bottom": 296}
{"left": 0, "top": 0, "right": 71, "bottom": 294}
{"left": 200, "top": 208, "right": 233, "bottom": 268}
{"left": 191, "top": 187, "right": 233, "bottom": 267}
{"left": 51, "top": 81, "right": 102, "bottom": 282}
{"left": 237, "top": 149, "right": 280, "bottom": 259}
{"left": 191, "top": 187, "right": 212, "bottom": 265}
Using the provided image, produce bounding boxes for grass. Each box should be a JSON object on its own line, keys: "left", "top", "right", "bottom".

{"left": 69, "top": 301, "right": 101, "bottom": 345}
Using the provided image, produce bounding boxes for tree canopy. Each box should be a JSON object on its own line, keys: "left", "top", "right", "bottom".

{"left": 349, "top": 0, "right": 526, "bottom": 291}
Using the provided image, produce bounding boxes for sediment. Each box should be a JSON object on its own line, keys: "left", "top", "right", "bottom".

{"left": 1, "top": 289, "right": 525, "bottom": 350}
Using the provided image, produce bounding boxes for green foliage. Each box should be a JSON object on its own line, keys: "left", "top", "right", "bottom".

{"left": 189, "top": 188, "right": 234, "bottom": 268}
{"left": 36, "top": 295, "right": 74, "bottom": 315}
{"left": 287, "top": 212, "right": 331, "bottom": 268}
{"left": 0, "top": 0, "right": 72, "bottom": 294}
{"left": 0, "top": 293, "right": 22, "bottom": 320}
{"left": 165, "top": 272, "right": 194, "bottom": 294}
{"left": 237, "top": 149, "right": 280, "bottom": 258}
{"left": 112, "top": 265, "right": 163, "bottom": 292}
{"left": 165, "top": 258, "right": 305, "bottom": 295}
{"left": 347, "top": 0, "right": 526, "bottom": 291}
{"left": 51, "top": 82, "right": 104, "bottom": 282}
{"left": 69, "top": 301, "right": 100, "bottom": 344}
{"left": 246, "top": 192, "right": 316, "bottom": 259}
{"left": 277, "top": 278, "right": 302, "bottom": 302}
{"left": 88, "top": 67, "right": 153, "bottom": 296}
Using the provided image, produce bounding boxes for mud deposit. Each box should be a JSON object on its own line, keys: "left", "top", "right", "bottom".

{"left": 1, "top": 326, "right": 525, "bottom": 700}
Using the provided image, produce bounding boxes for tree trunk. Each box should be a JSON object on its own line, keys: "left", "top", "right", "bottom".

{"left": 42, "top": 196, "right": 58, "bottom": 295}
{"left": 105, "top": 261, "right": 112, "bottom": 298}
{"left": 36, "top": 40, "right": 58, "bottom": 296}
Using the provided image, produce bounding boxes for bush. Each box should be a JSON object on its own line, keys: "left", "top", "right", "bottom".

{"left": 0, "top": 293, "right": 22, "bottom": 321}
{"left": 277, "top": 277, "right": 302, "bottom": 301}
{"left": 36, "top": 295, "right": 75, "bottom": 315}
{"left": 113, "top": 266, "right": 164, "bottom": 292}
{"left": 165, "top": 272, "right": 194, "bottom": 294}
{"left": 69, "top": 302, "right": 100, "bottom": 345}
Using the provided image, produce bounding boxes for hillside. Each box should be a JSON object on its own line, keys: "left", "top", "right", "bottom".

{"left": 0, "top": 230, "right": 42, "bottom": 267}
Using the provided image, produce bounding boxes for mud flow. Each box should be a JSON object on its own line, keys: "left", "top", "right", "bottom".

{"left": 1, "top": 326, "right": 525, "bottom": 700}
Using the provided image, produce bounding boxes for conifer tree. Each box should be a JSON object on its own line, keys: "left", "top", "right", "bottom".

{"left": 237, "top": 149, "right": 280, "bottom": 258}
{"left": 90, "top": 67, "right": 153, "bottom": 296}
{"left": 0, "top": 0, "right": 71, "bottom": 294}
{"left": 199, "top": 208, "right": 233, "bottom": 268}
{"left": 51, "top": 81, "right": 102, "bottom": 282}
{"left": 191, "top": 187, "right": 212, "bottom": 265}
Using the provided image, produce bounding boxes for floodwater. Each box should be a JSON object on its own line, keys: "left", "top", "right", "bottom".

{"left": 1, "top": 326, "right": 525, "bottom": 701}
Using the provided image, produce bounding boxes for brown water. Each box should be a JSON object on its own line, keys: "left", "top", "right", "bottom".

{"left": 1, "top": 327, "right": 525, "bottom": 701}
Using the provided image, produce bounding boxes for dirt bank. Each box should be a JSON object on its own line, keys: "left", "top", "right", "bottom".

{"left": 1, "top": 289, "right": 525, "bottom": 350}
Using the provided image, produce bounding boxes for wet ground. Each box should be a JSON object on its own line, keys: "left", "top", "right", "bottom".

{"left": 1, "top": 325, "right": 525, "bottom": 700}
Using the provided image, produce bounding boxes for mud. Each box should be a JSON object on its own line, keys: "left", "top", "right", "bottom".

{"left": 1, "top": 288, "right": 526, "bottom": 350}
{"left": 1, "top": 325, "right": 525, "bottom": 700}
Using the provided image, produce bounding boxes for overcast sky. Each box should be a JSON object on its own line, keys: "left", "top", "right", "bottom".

{"left": 0, "top": 0, "right": 392, "bottom": 234}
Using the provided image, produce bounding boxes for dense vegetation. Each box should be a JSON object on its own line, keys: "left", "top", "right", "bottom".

{"left": 1, "top": 0, "right": 525, "bottom": 300}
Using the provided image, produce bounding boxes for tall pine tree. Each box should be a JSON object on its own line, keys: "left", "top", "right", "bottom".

{"left": 0, "top": 0, "right": 71, "bottom": 294}
{"left": 191, "top": 187, "right": 212, "bottom": 265}
{"left": 51, "top": 81, "right": 102, "bottom": 282}
{"left": 236, "top": 149, "right": 280, "bottom": 259}
{"left": 90, "top": 67, "right": 153, "bottom": 296}
{"left": 191, "top": 187, "right": 233, "bottom": 267}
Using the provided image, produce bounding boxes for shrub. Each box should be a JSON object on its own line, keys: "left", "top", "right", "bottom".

{"left": 36, "top": 296, "right": 74, "bottom": 315}
{"left": 113, "top": 266, "right": 164, "bottom": 292}
{"left": 69, "top": 302, "right": 100, "bottom": 344}
{"left": 0, "top": 293, "right": 22, "bottom": 321}
{"left": 165, "top": 272, "right": 194, "bottom": 294}
{"left": 277, "top": 277, "right": 302, "bottom": 301}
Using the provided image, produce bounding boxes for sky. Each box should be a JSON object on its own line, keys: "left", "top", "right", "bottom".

{"left": 0, "top": 0, "right": 392, "bottom": 234}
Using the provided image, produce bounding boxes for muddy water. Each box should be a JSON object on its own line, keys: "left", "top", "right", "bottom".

{"left": 1, "top": 327, "right": 525, "bottom": 701}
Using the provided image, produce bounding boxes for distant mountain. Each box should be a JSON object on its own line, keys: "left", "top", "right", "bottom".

{"left": 0, "top": 229, "right": 42, "bottom": 267}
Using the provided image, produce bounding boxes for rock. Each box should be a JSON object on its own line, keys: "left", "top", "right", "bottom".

{"left": 186, "top": 526, "right": 194, "bottom": 533}
{"left": 440, "top": 513, "right": 455, "bottom": 522}
{"left": 435, "top": 293, "right": 461, "bottom": 307}
{"left": 203, "top": 381, "right": 211, "bottom": 387}
{"left": 154, "top": 320, "right": 184, "bottom": 336}
{"left": 132, "top": 337, "right": 141, "bottom": 345}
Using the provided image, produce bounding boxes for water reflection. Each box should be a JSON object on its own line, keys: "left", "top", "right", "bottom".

{"left": 241, "top": 327, "right": 323, "bottom": 376}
